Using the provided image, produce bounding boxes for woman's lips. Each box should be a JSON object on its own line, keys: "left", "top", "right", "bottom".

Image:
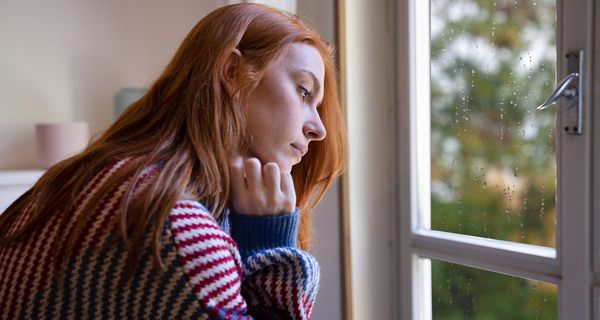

{"left": 291, "top": 144, "right": 308, "bottom": 159}
{"left": 292, "top": 146, "right": 302, "bottom": 159}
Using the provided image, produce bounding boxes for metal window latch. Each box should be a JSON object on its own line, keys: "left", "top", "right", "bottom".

{"left": 537, "top": 50, "right": 584, "bottom": 134}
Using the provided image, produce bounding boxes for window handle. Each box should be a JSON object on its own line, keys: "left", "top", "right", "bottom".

{"left": 536, "top": 50, "right": 584, "bottom": 134}
{"left": 536, "top": 72, "right": 579, "bottom": 110}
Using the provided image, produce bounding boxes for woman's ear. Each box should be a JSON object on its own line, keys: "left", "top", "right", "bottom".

{"left": 223, "top": 48, "right": 242, "bottom": 95}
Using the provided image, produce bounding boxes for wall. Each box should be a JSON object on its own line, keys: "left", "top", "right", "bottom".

{"left": 0, "top": 0, "right": 218, "bottom": 169}
{"left": 344, "top": 0, "right": 398, "bottom": 319}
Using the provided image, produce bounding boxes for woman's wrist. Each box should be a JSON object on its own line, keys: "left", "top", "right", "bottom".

{"left": 229, "top": 209, "right": 299, "bottom": 259}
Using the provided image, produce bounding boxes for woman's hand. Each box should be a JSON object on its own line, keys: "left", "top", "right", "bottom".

{"left": 230, "top": 157, "right": 296, "bottom": 216}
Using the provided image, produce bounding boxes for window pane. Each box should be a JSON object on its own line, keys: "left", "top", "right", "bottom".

{"left": 431, "top": 259, "right": 557, "bottom": 319}
{"left": 430, "top": 0, "right": 557, "bottom": 246}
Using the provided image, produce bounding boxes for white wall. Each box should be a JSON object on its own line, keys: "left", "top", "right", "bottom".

{"left": 0, "top": 0, "right": 218, "bottom": 169}
{"left": 345, "top": 0, "right": 398, "bottom": 319}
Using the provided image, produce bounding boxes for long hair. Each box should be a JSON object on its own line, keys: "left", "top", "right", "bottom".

{"left": 0, "top": 3, "right": 347, "bottom": 270}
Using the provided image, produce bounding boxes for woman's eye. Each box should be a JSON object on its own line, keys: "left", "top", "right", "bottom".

{"left": 298, "top": 85, "right": 312, "bottom": 101}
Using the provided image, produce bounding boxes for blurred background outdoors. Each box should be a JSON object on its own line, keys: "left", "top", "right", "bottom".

{"left": 429, "top": 0, "right": 558, "bottom": 318}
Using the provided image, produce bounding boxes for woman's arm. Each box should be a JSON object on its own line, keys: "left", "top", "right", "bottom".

{"left": 169, "top": 200, "right": 318, "bottom": 319}
{"left": 229, "top": 210, "right": 319, "bottom": 319}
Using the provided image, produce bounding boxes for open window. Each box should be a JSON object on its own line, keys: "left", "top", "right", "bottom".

{"left": 397, "top": 0, "right": 597, "bottom": 318}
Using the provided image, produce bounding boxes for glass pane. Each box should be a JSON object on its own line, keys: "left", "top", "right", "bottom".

{"left": 430, "top": 0, "right": 557, "bottom": 246}
{"left": 431, "top": 259, "right": 557, "bottom": 319}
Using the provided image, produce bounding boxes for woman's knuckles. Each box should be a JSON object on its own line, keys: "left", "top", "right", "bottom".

{"left": 230, "top": 158, "right": 297, "bottom": 215}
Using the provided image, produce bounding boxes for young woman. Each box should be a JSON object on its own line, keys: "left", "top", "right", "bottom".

{"left": 0, "top": 3, "right": 346, "bottom": 319}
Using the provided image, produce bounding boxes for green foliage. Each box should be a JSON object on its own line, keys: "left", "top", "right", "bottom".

{"left": 432, "top": 260, "right": 557, "bottom": 319}
{"left": 429, "top": 0, "right": 558, "bottom": 317}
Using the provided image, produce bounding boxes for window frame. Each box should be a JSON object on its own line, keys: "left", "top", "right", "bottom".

{"left": 396, "top": 0, "right": 597, "bottom": 318}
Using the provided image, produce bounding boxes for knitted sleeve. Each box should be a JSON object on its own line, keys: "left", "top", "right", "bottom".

{"left": 169, "top": 200, "right": 319, "bottom": 319}
{"left": 230, "top": 211, "right": 320, "bottom": 319}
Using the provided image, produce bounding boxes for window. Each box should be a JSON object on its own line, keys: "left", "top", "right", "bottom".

{"left": 398, "top": 0, "right": 597, "bottom": 318}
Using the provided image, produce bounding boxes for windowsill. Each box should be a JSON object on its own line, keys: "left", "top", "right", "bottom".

{"left": 0, "top": 169, "right": 44, "bottom": 213}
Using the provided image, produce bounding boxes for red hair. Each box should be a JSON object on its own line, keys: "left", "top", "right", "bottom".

{"left": 0, "top": 3, "right": 347, "bottom": 270}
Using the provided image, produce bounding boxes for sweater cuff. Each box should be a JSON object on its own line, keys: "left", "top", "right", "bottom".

{"left": 229, "top": 209, "right": 299, "bottom": 259}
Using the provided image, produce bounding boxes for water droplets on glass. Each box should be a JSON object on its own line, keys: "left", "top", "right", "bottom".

{"left": 430, "top": 0, "right": 557, "bottom": 247}
{"left": 431, "top": 259, "right": 557, "bottom": 318}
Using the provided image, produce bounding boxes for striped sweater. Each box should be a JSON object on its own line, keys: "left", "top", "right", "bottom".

{"left": 0, "top": 159, "right": 319, "bottom": 319}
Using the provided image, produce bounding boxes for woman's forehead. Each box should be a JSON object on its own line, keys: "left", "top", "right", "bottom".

{"left": 272, "top": 43, "right": 325, "bottom": 82}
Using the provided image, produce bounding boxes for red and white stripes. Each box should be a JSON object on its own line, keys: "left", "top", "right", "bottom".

{"left": 170, "top": 201, "right": 250, "bottom": 318}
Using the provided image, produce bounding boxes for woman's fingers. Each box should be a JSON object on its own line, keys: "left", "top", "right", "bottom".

{"left": 263, "top": 162, "right": 280, "bottom": 195}
{"left": 230, "top": 156, "right": 245, "bottom": 195}
{"left": 280, "top": 171, "right": 296, "bottom": 212}
{"left": 229, "top": 157, "right": 296, "bottom": 215}
{"left": 244, "top": 158, "right": 262, "bottom": 190}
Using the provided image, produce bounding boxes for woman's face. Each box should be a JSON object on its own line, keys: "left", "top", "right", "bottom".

{"left": 243, "top": 43, "right": 326, "bottom": 173}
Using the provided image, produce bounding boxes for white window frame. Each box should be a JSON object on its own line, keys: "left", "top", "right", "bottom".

{"left": 396, "top": 0, "right": 597, "bottom": 319}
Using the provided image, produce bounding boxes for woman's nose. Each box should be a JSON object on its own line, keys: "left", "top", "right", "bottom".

{"left": 304, "top": 109, "right": 326, "bottom": 141}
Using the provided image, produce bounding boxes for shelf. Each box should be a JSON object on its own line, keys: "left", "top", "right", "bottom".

{"left": 0, "top": 170, "right": 44, "bottom": 213}
{"left": 0, "top": 170, "right": 45, "bottom": 186}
